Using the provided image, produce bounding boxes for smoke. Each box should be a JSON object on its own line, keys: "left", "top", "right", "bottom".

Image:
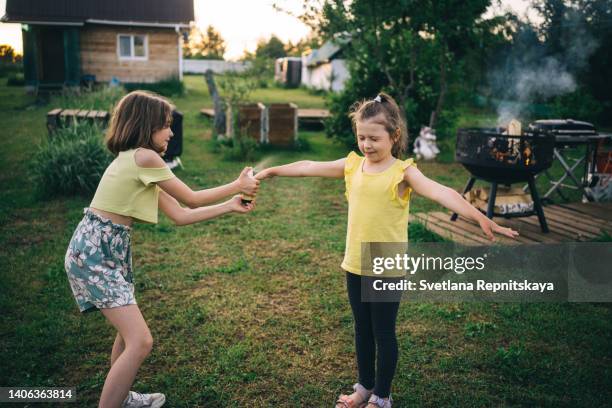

{"left": 489, "top": 7, "right": 599, "bottom": 125}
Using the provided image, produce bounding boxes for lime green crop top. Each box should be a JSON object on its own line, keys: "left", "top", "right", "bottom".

{"left": 90, "top": 148, "right": 176, "bottom": 223}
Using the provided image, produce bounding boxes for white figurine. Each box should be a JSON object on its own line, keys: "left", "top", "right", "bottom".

{"left": 413, "top": 126, "right": 440, "bottom": 160}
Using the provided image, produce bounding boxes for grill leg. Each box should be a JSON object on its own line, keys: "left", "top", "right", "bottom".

{"left": 451, "top": 177, "right": 476, "bottom": 221}
{"left": 486, "top": 182, "right": 498, "bottom": 219}
{"left": 527, "top": 175, "right": 549, "bottom": 233}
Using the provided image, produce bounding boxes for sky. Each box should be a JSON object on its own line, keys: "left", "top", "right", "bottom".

{"left": 0, "top": 0, "right": 534, "bottom": 60}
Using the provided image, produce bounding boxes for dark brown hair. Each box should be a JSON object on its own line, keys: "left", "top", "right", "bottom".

{"left": 105, "top": 90, "right": 174, "bottom": 155}
{"left": 349, "top": 92, "right": 408, "bottom": 158}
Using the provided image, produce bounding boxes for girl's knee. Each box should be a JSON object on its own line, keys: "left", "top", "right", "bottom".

{"left": 142, "top": 333, "right": 153, "bottom": 353}
{"left": 126, "top": 332, "right": 153, "bottom": 358}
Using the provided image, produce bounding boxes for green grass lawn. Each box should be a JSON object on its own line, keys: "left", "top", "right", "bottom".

{"left": 0, "top": 77, "right": 611, "bottom": 407}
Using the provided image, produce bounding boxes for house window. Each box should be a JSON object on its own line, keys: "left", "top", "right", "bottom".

{"left": 117, "top": 34, "right": 148, "bottom": 60}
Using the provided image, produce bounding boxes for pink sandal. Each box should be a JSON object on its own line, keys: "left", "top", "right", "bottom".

{"left": 335, "top": 383, "right": 373, "bottom": 408}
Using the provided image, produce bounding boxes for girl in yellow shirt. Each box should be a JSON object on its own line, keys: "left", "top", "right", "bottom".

{"left": 64, "top": 91, "right": 259, "bottom": 408}
{"left": 256, "top": 92, "right": 518, "bottom": 408}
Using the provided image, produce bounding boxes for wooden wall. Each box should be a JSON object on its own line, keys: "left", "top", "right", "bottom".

{"left": 80, "top": 25, "right": 179, "bottom": 83}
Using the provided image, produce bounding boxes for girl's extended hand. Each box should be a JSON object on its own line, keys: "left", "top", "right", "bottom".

{"left": 254, "top": 167, "right": 275, "bottom": 180}
{"left": 227, "top": 195, "right": 255, "bottom": 214}
{"left": 237, "top": 167, "right": 260, "bottom": 195}
{"left": 479, "top": 217, "right": 519, "bottom": 241}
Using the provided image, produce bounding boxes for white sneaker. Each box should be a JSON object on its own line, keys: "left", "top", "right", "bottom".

{"left": 122, "top": 391, "right": 166, "bottom": 408}
{"left": 367, "top": 394, "right": 393, "bottom": 408}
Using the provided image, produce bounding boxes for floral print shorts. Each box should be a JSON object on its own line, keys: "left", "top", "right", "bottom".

{"left": 64, "top": 208, "right": 136, "bottom": 313}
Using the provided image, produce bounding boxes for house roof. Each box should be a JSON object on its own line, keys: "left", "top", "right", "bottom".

{"left": 1, "top": 0, "right": 194, "bottom": 26}
{"left": 304, "top": 33, "right": 351, "bottom": 67}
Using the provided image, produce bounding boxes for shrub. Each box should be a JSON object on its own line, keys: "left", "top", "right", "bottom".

{"left": 216, "top": 134, "right": 259, "bottom": 162}
{"left": 50, "top": 86, "right": 124, "bottom": 112}
{"left": 6, "top": 72, "right": 24, "bottom": 86}
{"left": 30, "top": 122, "right": 112, "bottom": 197}
{"left": 124, "top": 77, "right": 185, "bottom": 97}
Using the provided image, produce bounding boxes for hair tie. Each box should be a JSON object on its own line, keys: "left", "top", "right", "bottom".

{"left": 373, "top": 95, "right": 382, "bottom": 103}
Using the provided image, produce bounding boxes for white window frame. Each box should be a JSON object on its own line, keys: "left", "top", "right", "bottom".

{"left": 117, "top": 34, "right": 148, "bottom": 61}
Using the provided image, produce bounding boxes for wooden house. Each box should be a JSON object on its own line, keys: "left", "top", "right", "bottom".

{"left": 1, "top": 0, "right": 193, "bottom": 92}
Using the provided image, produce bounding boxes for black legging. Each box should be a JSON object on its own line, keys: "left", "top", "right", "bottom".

{"left": 346, "top": 272, "right": 400, "bottom": 398}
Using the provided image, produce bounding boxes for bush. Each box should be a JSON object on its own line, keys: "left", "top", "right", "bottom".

{"left": 216, "top": 134, "right": 259, "bottom": 162}
{"left": 0, "top": 63, "right": 22, "bottom": 77}
{"left": 124, "top": 77, "right": 185, "bottom": 97}
{"left": 50, "top": 86, "right": 125, "bottom": 112}
{"left": 6, "top": 72, "right": 24, "bottom": 86}
{"left": 30, "top": 122, "right": 113, "bottom": 197}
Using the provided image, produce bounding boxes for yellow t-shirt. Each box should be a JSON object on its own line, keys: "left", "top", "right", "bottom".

{"left": 341, "top": 151, "right": 417, "bottom": 275}
{"left": 90, "top": 148, "right": 175, "bottom": 223}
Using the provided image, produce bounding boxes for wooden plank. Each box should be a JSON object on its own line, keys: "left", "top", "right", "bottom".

{"left": 519, "top": 213, "right": 596, "bottom": 239}
{"left": 200, "top": 108, "right": 215, "bottom": 117}
{"left": 452, "top": 214, "right": 553, "bottom": 244}
{"left": 542, "top": 208, "right": 607, "bottom": 235}
{"left": 60, "top": 109, "right": 78, "bottom": 117}
{"left": 510, "top": 216, "right": 579, "bottom": 240}
{"left": 430, "top": 212, "right": 528, "bottom": 245}
{"left": 488, "top": 216, "right": 565, "bottom": 243}
{"left": 411, "top": 213, "right": 483, "bottom": 245}
{"left": 59, "top": 109, "right": 78, "bottom": 126}
{"left": 514, "top": 215, "right": 597, "bottom": 240}
{"left": 589, "top": 202, "right": 612, "bottom": 211}
{"left": 558, "top": 202, "right": 612, "bottom": 222}
{"left": 414, "top": 212, "right": 492, "bottom": 244}
{"left": 96, "top": 111, "right": 109, "bottom": 120}
{"left": 546, "top": 204, "right": 612, "bottom": 228}
{"left": 298, "top": 108, "right": 330, "bottom": 118}
{"left": 87, "top": 111, "right": 98, "bottom": 119}
{"left": 544, "top": 205, "right": 612, "bottom": 232}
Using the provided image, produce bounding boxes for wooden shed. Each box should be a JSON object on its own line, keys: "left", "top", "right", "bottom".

{"left": 1, "top": 0, "right": 193, "bottom": 92}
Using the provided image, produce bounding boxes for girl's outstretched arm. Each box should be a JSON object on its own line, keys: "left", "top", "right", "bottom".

{"left": 255, "top": 158, "right": 346, "bottom": 180}
{"left": 158, "top": 190, "right": 253, "bottom": 226}
{"left": 135, "top": 148, "right": 259, "bottom": 208}
{"left": 404, "top": 166, "right": 519, "bottom": 241}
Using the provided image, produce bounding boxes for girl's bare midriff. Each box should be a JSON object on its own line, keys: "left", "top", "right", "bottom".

{"left": 90, "top": 208, "right": 134, "bottom": 227}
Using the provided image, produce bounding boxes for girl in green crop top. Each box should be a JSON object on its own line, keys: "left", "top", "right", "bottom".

{"left": 64, "top": 91, "right": 259, "bottom": 408}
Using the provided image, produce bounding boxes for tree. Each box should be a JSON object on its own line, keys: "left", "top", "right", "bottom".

{"left": 0, "top": 44, "right": 19, "bottom": 65}
{"left": 532, "top": 0, "right": 611, "bottom": 124}
{"left": 301, "top": 0, "right": 490, "bottom": 147}
{"left": 284, "top": 35, "right": 322, "bottom": 56}
{"left": 183, "top": 25, "right": 226, "bottom": 60}
{"left": 255, "top": 35, "right": 286, "bottom": 59}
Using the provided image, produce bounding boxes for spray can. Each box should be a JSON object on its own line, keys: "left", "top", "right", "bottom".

{"left": 240, "top": 169, "right": 256, "bottom": 205}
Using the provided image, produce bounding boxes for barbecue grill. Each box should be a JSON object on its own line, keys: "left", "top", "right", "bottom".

{"left": 529, "top": 119, "right": 597, "bottom": 147}
{"left": 451, "top": 127, "right": 556, "bottom": 232}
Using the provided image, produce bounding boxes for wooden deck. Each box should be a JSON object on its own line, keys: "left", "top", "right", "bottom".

{"left": 411, "top": 202, "right": 612, "bottom": 245}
